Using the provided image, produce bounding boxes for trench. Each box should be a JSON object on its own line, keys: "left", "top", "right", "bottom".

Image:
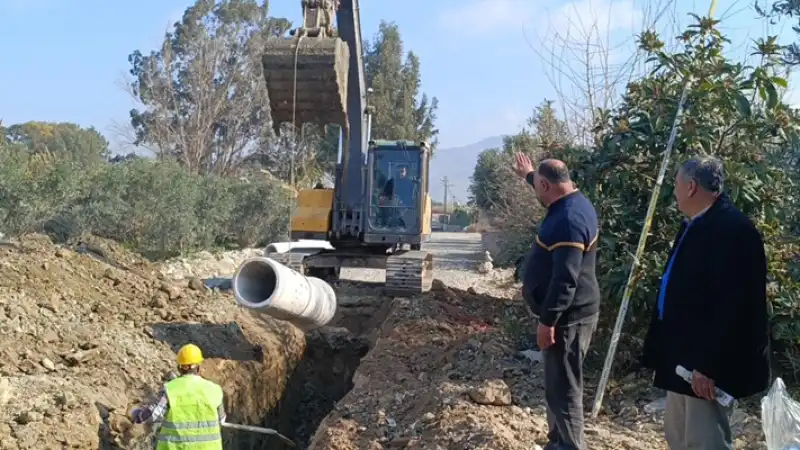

{"left": 224, "top": 295, "right": 390, "bottom": 450}
{"left": 98, "top": 282, "right": 390, "bottom": 450}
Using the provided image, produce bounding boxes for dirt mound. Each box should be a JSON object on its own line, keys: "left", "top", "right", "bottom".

{"left": 159, "top": 248, "right": 264, "bottom": 280}
{"left": 0, "top": 234, "right": 306, "bottom": 449}
{"left": 307, "top": 282, "right": 767, "bottom": 450}
{"left": 0, "top": 234, "right": 768, "bottom": 449}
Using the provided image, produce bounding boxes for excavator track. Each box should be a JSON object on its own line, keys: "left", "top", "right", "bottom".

{"left": 385, "top": 250, "right": 434, "bottom": 297}
{"left": 262, "top": 36, "right": 350, "bottom": 130}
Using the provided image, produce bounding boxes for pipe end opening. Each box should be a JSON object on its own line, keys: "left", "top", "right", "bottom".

{"left": 234, "top": 259, "right": 278, "bottom": 306}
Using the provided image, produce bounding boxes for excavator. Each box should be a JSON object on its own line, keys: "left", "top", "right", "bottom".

{"left": 260, "top": 0, "right": 434, "bottom": 295}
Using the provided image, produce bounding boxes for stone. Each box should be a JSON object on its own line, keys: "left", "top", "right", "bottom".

{"left": 41, "top": 358, "right": 56, "bottom": 371}
{"left": 0, "top": 378, "right": 11, "bottom": 406}
{"left": 187, "top": 277, "right": 206, "bottom": 291}
{"left": 468, "top": 379, "right": 512, "bottom": 406}
{"left": 159, "top": 282, "right": 182, "bottom": 300}
{"left": 15, "top": 410, "right": 43, "bottom": 424}
{"left": 149, "top": 294, "right": 167, "bottom": 309}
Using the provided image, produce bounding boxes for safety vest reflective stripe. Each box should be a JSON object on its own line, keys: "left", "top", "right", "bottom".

{"left": 157, "top": 434, "right": 222, "bottom": 443}
{"left": 157, "top": 421, "right": 220, "bottom": 439}
{"left": 160, "top": 421, "right": 220, "bottom": 430}
{"left": 157, "top": 422, "right": 220, "bottom": 438}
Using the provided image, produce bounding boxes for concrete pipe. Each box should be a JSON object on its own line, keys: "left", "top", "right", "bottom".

{"left": 232, "top": 257, "right": 336, "bottom": 331}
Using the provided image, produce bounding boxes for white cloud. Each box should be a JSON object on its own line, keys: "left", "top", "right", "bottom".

{"left": 440, "top": 105, "right": 528, "bottom": 146}
{"left": 435, "top": 0, "right": 647, "bottom": 143}
{"left": 545, "top": 0, "right": 642, "bottom": 36}
{"left": 474, "top": 106, "right": 528, "bottom": 139}
{"left": 437, "top": 0, "right": 642, "bottom": 37}
{"left": 437, "top": 0, "right": 535, "bottom": 35}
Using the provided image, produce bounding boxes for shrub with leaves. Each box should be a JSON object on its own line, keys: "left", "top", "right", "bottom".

{"left": 473, "top": 17, "right": 800, "bottom": 377}
{"left": 583, "top": 17, "right": 800, "bottom": 348}
{"left": 0, "top": 139, "right": 292, "bottom": 260}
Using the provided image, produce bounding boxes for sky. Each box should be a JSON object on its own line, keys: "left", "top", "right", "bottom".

{"left": 1, "top": 0, "right": 797, "bottom": 151}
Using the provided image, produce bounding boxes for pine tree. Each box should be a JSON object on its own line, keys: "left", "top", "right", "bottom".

{"left": 529, "top": 100, "right": 571, "bottom": 151}
{"left": 364, "top": 22, "right": 438, "bottom": 147}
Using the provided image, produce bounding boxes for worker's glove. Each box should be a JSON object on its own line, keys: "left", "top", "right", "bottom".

{"left": 164, "top": 371, "right": 178, "bottom": 382}
{"left": 130, "top": 407, "right": 145, "bottom": 424}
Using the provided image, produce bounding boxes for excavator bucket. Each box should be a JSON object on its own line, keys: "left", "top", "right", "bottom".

{"left": 263, "top": 36, "right": 350, "bottom": 132}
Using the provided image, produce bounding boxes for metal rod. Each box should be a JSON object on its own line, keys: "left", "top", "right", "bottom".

{"left": 221, "top": 422, "right": 296, "bottom": 447}
{"left": 590, "top": 81, "right": 690, "bottom": 417}
{"left": 589, "top": 0, "right": 720, "bottom": 418}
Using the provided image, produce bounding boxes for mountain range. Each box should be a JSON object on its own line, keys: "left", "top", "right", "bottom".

{"left": 429, "top": 136, "right": 505, "bottom": 206}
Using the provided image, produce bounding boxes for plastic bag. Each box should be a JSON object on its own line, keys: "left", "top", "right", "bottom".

{"left": 762, "top": 377, "right": 800, "bottom": 450}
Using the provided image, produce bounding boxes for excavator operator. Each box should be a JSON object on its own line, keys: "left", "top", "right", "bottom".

{"left": 130, "top": 344, "right": 226, "bottom": 449}
{"left": 379, "top": 164, "right": 417, "bottom": 227}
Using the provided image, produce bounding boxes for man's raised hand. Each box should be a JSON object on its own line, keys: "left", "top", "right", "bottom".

{"left": 513, "top": 152, "right": 535, "bottom": 178}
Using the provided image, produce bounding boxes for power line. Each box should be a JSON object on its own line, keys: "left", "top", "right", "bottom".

{"left": 441, "top": 176, "right": 453, "bottom": 213}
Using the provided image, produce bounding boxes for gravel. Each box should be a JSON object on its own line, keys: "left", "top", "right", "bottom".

{"left": 342, "top": 232, "right": 515, "bottom": 296}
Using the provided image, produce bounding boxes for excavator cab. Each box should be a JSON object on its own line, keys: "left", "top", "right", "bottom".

{"left": 365, "top": 140, "right": 432, "bottom": 248}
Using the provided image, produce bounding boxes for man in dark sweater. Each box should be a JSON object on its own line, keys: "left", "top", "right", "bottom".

{"left": 379, "top": 165, "right": 418, "bottom": 227}
{"left": 641, "top": 156, "right": 770, "bottom": 449}
{"left": 514, "top": 154, "right": 600, "bottom": 450}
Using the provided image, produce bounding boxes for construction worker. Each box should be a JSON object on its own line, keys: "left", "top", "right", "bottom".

{"left": 130, "top": 344, "right": 226, "bottom": 449}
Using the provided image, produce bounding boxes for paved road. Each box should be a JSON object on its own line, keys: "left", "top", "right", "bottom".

{"left": 424, "top": 232, "right": 484, "bottom": 271}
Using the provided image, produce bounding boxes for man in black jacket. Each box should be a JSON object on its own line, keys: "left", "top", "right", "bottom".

{"left": 514, "top": 153, "right": 600, "bottom": 450}
{"left": 641, "top": 156, "right": 770, "bottom": 450}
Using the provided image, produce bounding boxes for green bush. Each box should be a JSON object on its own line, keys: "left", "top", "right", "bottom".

{"left": 0, "top": 144, "right": 292, "bottom": 260}
{"left": 449, "top": 207, "right": 473, "bottom": 228}
{"left": 474, "top": 18, "right": 800, "bottom": 379}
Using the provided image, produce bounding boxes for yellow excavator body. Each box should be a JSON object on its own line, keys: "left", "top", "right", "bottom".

{"left": 290, "top": 188, "right": 334, "bottom": 241}
{"left": 290, "top": 188, "right": 431, "bottom": 239}
{"left": 422, "top": 193, "right": 432, "bottom": 235}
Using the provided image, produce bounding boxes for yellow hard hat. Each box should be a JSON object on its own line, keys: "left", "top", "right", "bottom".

{"left": 176, "top": 344, "right": 204, "bottom": 366}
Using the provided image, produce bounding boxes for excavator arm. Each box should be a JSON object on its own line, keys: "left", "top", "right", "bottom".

{"left": 261, "top": 0, "right": 365, "bottom": 134}
{"left": 262, "top": 0, "right": 350, "bottom": 132}
{"left": 296, "top": 0, "right": 338, "bottom": 37}
{"left": 261, "top": 1, "right": 433, "bottom": 295}
{"left": 262, "top": 0, "right": 367, "bottom": 237}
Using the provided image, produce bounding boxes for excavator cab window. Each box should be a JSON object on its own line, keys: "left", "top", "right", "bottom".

{"left": 369, "top": 148, "right": 421, "bottom": 233}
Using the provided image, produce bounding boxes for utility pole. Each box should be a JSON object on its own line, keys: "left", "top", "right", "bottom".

{"left": 441, "top": 176, "right": 453, "bottom": 214}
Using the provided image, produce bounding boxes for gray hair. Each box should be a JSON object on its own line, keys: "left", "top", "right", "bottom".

{"left": 679, "top": 156, "right": 724, "bottom": 193}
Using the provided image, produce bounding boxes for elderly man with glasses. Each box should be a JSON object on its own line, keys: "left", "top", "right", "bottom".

{"left": 641, "top": 156, "right": 770, "bottom": 450}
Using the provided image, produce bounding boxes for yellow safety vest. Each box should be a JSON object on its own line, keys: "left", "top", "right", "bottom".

{"left": 156, "top": 375, "right": 224, "bottom": 450}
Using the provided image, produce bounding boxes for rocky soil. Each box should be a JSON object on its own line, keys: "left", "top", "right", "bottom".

{"left": 0, "top": 232, "right": 773, "bottom": 449}
{"left": 305, "top": 233, "right": 768, "bottom": 450}
{"left": 160, "top": 248, "right": 264, "bottom": 280}
{"left": 307, "top": 281, "right": 767, "bottom": 450}
{"left": 0, "top": 234, "right": 306, "bottom": 449}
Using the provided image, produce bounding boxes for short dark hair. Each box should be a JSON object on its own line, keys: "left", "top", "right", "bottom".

{"left": 679, "top": 156, "right": 724, "bottom": 193}
{"left": 537, "top": 160, "right": 571, "bottom": 184}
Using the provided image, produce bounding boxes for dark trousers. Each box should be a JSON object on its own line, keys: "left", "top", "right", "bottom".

{"left": 543, "top": 314, "right": 598, "bottom": 450}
